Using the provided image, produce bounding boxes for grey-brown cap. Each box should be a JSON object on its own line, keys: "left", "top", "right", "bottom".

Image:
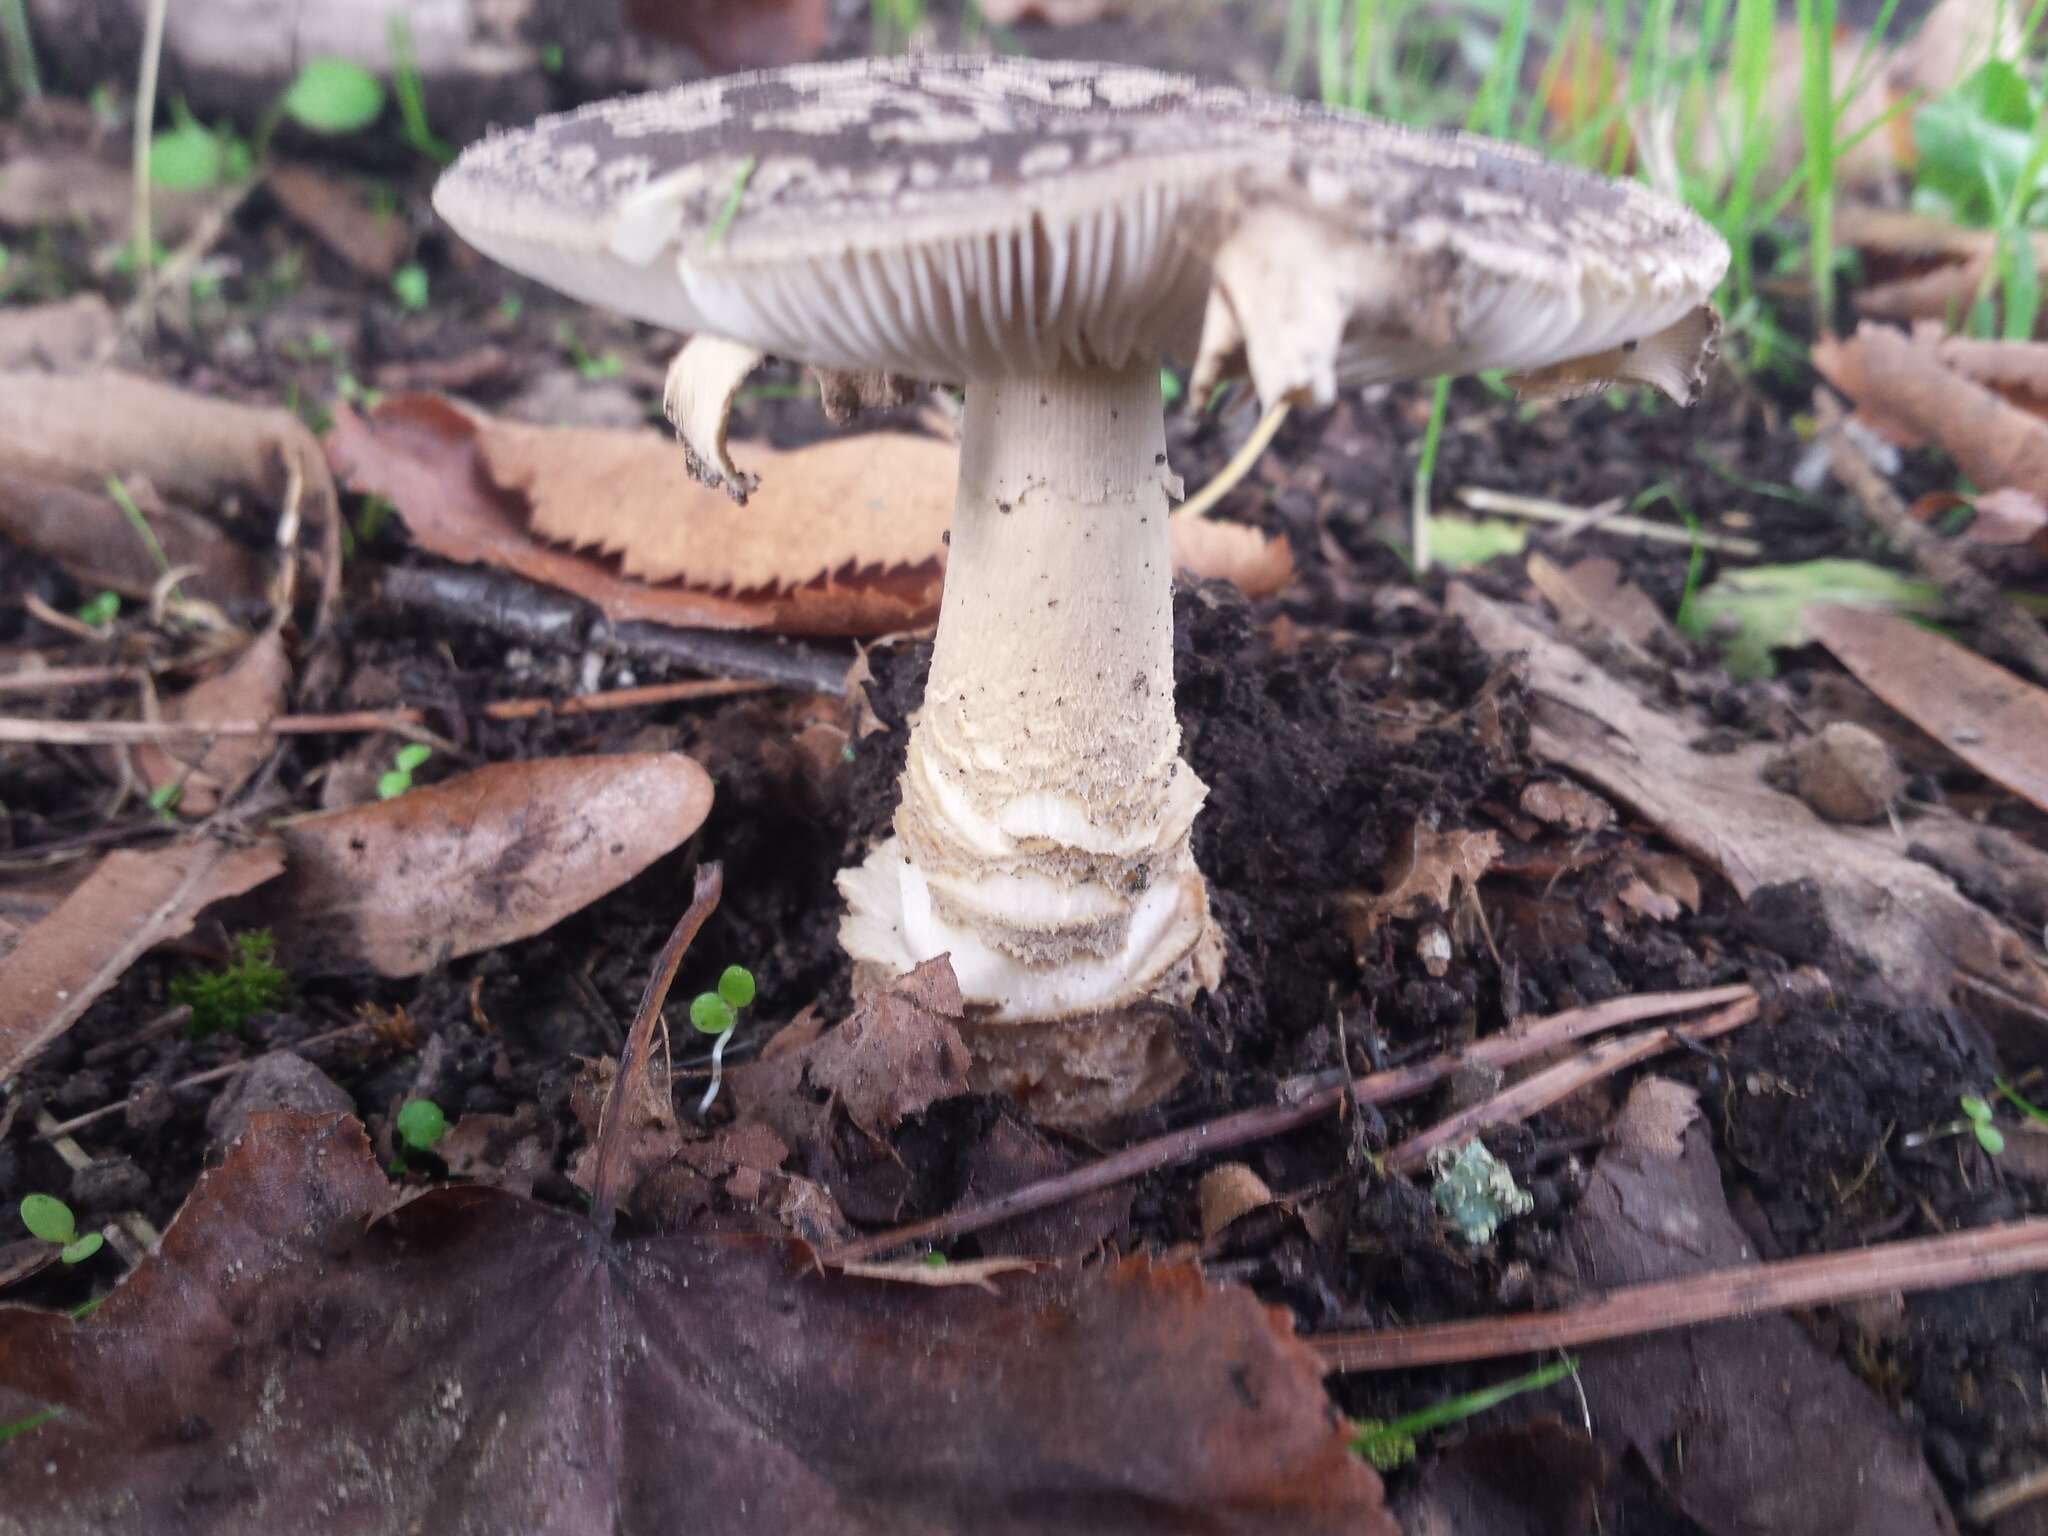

{"left": 434, "top": 55, "right": 1729, "bottom": 407}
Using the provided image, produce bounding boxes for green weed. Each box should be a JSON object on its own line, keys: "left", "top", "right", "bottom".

{"left": 169, "top": 930, "right": 291, "bottom": 1037}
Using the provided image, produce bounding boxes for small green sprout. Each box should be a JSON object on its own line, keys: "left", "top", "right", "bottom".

{"left": 0, "top": 1406, "right": 61, "bottom": 1445}
{"left": 691, "top": 964, "right": 757, "bottom": 1114}
{"left": 1349, "top": 1357, "right": 1578, "bottom": 1472}
{"left": 1995, "top": 1078, "right": 2048, "bottom": 1128}
{"left": 169, "top": 930, "right": 290, "bottom": 1037}
{"left": 146, "top": 781, "right": 182, "bottom": 822}
{"left": 705, "top": 155, "right": 758, "bottom": 247}
{"left": 540, "top": 43, "right": 565, "bottom": 74}
{"left": 280, "top": 58, "right": 386, "bottom": 135}
{"left": 148, "top": 101, "right": 242, "bottom": 189}
{"left": 397, "top": 1098, "right": 448, "bottom": 1152}
{"left": 1959, "top": 1095, "right": 2005, "bottom": 1158}
{"left": 377, "top": 742, "right": 433, "bottom": 800}
{"left": 553, "top": 322, "right": 622, "bottom": 380}
{"left": 496, "top": 294, "right": 524, "bottom": 325}
{"left": 20, "top": 1194, "right": 103, "bottom": 1266}
{"left": 392, "top": 262, "right": 430, "bottom": 312}
{"left": 74, "top": 590, "right": 120, "bottom": 627}
{"left": 921, "top": 1250, "right": 949, "bottom": 1268}
{"left": 1159, "top": 367, "right": 1183, "bottom": 406}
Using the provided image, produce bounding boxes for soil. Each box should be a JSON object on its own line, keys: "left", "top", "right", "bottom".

{"left": 3, "top": 3, "right": 2043, "bottom": 1530}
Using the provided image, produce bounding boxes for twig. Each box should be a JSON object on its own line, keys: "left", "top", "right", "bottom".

{"left": 32, "top": 1109, "right": 160, "bottom": 1264}
{"left": 40, "top": 1022, "right": 372, "bottom": 1140}
{"left": 0, "top": 665, "right": 146, "bottom": 698}
{"left": 128, "top": 0, "right": 169, "bottom": 319}
{"left": 1386, "top": 994, "right": 1762, "bottom": 1171}
{"left": 589, "top": 863, "right": 723, "bottom": 1236}
{"left": 376, "top": 563, "right": 854, "bottom": 695}
{"left": 1965, "top": 1461, "right": 2048, "bottom": 1527}
{"left": 0, "top": 677, "right": 775, "bottom": 747}
{"left": 1813, "top": 389, "right": 2048, "bottom": 685}
{"left": 1458, "top": 486, "right": 1764, "bottom": 557}
{"left": 823, "top": 980, "right": 1763, "bottom": 1265}
{"left": 1314, "top": 1216, "right": 2048, "bottom": 1371}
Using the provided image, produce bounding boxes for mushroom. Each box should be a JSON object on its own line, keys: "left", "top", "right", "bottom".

{"left": 433, "top": 56, "right": 1728, "bottom": 1124}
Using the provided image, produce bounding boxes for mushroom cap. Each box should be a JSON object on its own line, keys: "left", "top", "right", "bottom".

{"left": 435, "top": 55, "right": 1728, "bottom": 398}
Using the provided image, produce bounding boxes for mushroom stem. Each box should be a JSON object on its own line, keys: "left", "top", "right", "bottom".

{"left": 838, "top": 357, "right": 1222, "bottom": 1123}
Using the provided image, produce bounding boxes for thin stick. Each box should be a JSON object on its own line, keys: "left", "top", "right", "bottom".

{"left": 589, "top": 863, "right": 722, "bottom": 1236}
{"left": 0, "top": 665, "right": 145, "bottom": 698}
{"left": 822, "top": 981, "right": 1759, "bottom": 1264}
{"left": 39, "top": 1022, "right": 371, "bottom": 1141}
{"left": 1458, "top": 486, "right": 1764, "bottom": 556}
{"left": 1386, "top": 995, "right": 1762, "bottom": 1171}
{"left": 1965, "top": 1461, "right": 2048, "bottom": 1527}
{"left": 129, "top": 0, "right": 170, "bottom": 316}
{"left": 1175, "top": 400, "right": 1292, "bottom": 521}
{"left": 1315, "top": 1217, "right": 2048, "bottom": 1372}
{"left": 0, "top": 677, "right": 776, "bottom": 746}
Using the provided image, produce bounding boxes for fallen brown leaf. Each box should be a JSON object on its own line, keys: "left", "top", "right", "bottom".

{"left": 1816, "top": 325, "right": 2048, "bottom": 493}
{"left": 1841, "top": 208, "right": 2048, "bottom": 338}
{"left": 326, "top": 394, "right": 949, "bottom": 637}
{"left": 0, "top": 835, "right": 284, "bottom": 1079}
{"left": 1342, "top": 823, "right": 1501, "bottom": 943}
{"left": 265, "top": 163, "right": 408, "bottom": 279}
{"left": 0, "top": 370, "right": 339, "bottom": 621}
{"left": 978, "top": 0, "right": 1120, "bottom": 23}
{"left": 327, "top": 395, "right": 1295, "bottom": 639}
{"left": 1804, "top": 604, "right": 2048, "bottom": 815}
{"left": 1565, "top": 1079, "right": 1957, "bottom": 1536}
{"left": 1394, "top": 1418, "right": 1606, "bottom": 1536}
{"left": 133, "top": 629, "right": 292, "bottom": 815}
{"left": 623, "top": 0, "right": 833, "bottom": 69}
{"left": 264, "top": 753, "right": 713, "bottom": 977}
{"left": 1450, "top": 583, "right": 2048, "bottom": 1019}
{"left": 0, "top": 1110, "right": 1396, "bottom": 1535}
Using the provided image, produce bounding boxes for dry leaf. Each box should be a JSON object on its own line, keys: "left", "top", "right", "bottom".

{"left": 1840, "top": 208, "right": 2048, "bottom": 338}
{"left": 266, "top": 163, "right": 407, "bottom": 279}
{"left": 265, "top": 754, "right": 714, "bottom": 977}
{"left": 134, "top": 630, "right": 292, "bottom": 815}
{"left": 1348, "top": 822, "right": 1501, "bottom": 937}
{"left": 0, "top": 1110, "right": 1396, "bottom": 1536}
{"left": 1816, "top": 326, "right": 2048, "bottom": 493}
{"left": 623, "top": 0, "right": 833, "bottom": 69}
{"left": 1519, "top": 780, "right": 1616, "bottom": 834}
{"left": 1450, "top": 583, "right": 2048, "bottom": 1018}
{"left": 0, "top": 149, "right": 208, "bottom": 241}
{"left": 1199, "top": 1163, "right": 1278, "bottom": 1243}
{"left": 0, "top": 296, "right": 116, "bottom": 371}
{"left": 1803, "top": 604, "right": 2048, "bottom": 815}
{"left": 0, "top": 836, "right": 284, "bottom": 1079}
{"left": 1567, "top": 1080, "right": 1957, "bottom": 1536}
{"left": 732, "top": 957, "right": 972, "bottom": 1148}
{"left": 978, "top": 0, "right": 1120, "bottom": 23}
{"left": 1169, "top": 513, "right": 1295, "bottom": 599}
{"left": 326, "top": 395, "right": 948, "bottom": 638}
{"left": 0, "top": 370, "right": 337, "bottom": 614}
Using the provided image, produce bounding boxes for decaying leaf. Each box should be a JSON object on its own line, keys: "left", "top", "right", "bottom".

{"left": 1814, "top": 325, "right": 2048, "bottom": 494}
{"left": 1450, "top": 583, "right": 2048, "bottom": 1020}
{"left": 623, "top": 0, "right": 833, "bottom": 69}
{"left": 1840, "top": 208, "right": 2048, "bottom": 338}
{"left": 733, "top": 957, "right": 972, "bottom": 1149}
{"left": 264, "top": 754, "right": 714, "bottom": 977}
{"left": 1804, "top": 604, "right": 2048, "bottom": 816}
{"left": 1342, "top": 823, "right": 1501, "bottom": 942}
{"left": 0, "top": 370, "right": 338, "bottom": 619}
{"left": 266, "top": 163, "right": 408, "bottom": 279}
{"left": 133, "top": 630, "right": 292, "bottom": 816}
{"left": 326, "top": 394, "right": 949, "bottom": 637}
{"left": 326, "top": 394, "right": 1295, "bottom": 640}
{"left": 978, "top": 0, "right": 1121, "bottom": 23}
{"left": 0, "top": 1111, "right": 1395, "bottom": 1536}
{"left": 1564, "top": 1079, "right": 1957, "bottom": 1536}
{"left": 0, "top": 836, "right": 284, "bottom": 1079}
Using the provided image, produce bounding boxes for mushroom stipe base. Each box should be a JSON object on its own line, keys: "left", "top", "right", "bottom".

{"left": 838, "top": 361, "right": 1224, "bottom": 1125}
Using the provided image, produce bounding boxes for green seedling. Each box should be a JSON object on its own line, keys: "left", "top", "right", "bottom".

{"left": 20, "top": 1194, "right": 103, "bottom": 1266}
{"left": 1995, "top": 1077, "right": 2048, "bottom": 1127}
{"left": 0, "top": 1405, "right": 60, "bottom": 1444}
{"left": 169, "top": 929, "right": 290, "bottom": 1037}
{"left": 279, "top": 57, "right": 385, "bottom": 135}
{"left": 74, "top": 590, "right": 120, "bottom": 627}
{"left": 391, "top": 261, "right": 430, "bottom": 312}
{"left": 540, "top": 43, "right": 565, "bottom": 74}
{"left": 1159, "top": 367, "right": 1183, "bottom": 406}
{"left": 1903, "top": 1092, "right": 2008, "bottom": 1157}
{"left": 1429, "top": 1139, "right": 1534, "bottom": 1244}
{"left": 388, "top": 1097, "right": 448, "bottom": 1174}
{"left": 1349, "top": 1357, "right": 1578, "bottom": 1471}
{"left": 387, "top": 12, "right": 453, "bottom": 163}
{"left": 690, "top": 964, "right": 757, "bottom": 1114}
{"left": 148, "top": 99, "right": 249, "bottom": 189}
{"left": 377, "top": 742, "right": 433, "bottom": 799}
{"left": 146, "top": 781, "right": 182, "bottom": 822}
{"left": 1960, "top": 1094, "right": 2006, "bottom": 1157}
{"left": 554, "top": 322, "right": 623, "bottom": 380}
